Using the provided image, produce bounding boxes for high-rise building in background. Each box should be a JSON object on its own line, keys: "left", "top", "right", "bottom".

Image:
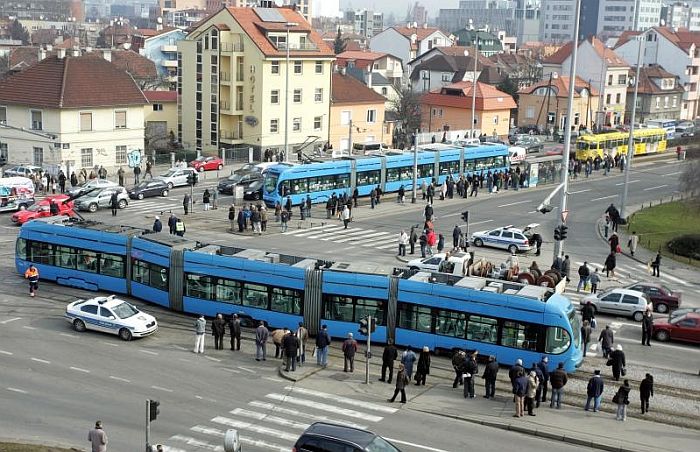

{"left": 410, "top": 2, "right": 428, "bottom": 28}
{"left": 597, "top": 0, "right": 662, "bottom": 39}
{"left": 346, "top": 9, "right": 384, "bottom": 39}
{"left": 0, "top": 0, "right": 85, "bottom": 21}
{"left": 436, "top": 1, "right": 515, "bottom": 37}
{"left": 664, "top": 1, "right": 700, "bottom": 31}
{"left": 539, "top": 0, "right": 577, "bottom": 43}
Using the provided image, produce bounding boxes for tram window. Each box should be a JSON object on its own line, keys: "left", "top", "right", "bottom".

{"left": 271, "top": 287, "right": 302, "bottom": 315}
{"left": 357, "top": 170, "right": 380, "bottom": 186}
{"left": 397, "top": 303, "right": 432, "bottom": 333}
{"left": 242, "top": 282, "right": 268, "bottom": 309}
{"left": 132, "top": 260, "right": 149, "bottom": 285}
{"left": 502, "top": 321, "right": 539, "bottom": 350}
{"left": 466, "top": 315, "right": 498, "bottom": 343}
{"left": 290, "top": 179, "right": 308, "bottom": 194}
{"left": 323, "top": 295, "right": 354, "bottom": 321}
{"left": 216, "top": 278, "right": 241, "bottom": 304}
{"left": 77, "top": 249, "right": 98, "bottom": 273}
{"left": 439, "top": 161, "right": 459, "bottom": 175}
{"left": 545, "top": 326, "right": 571, "bottom": 355}
{"left": 464, "top": 159, "right": 475, "bottom": 172}
{"left": 29, "top": 241, "right": 52, "bottom": 265}
{"left": 54, "top": 245, "right": 76, "bottom": 269}
{"left": 99, "top": 253, "right": 125, "bottom": 278}
{"left": 150, "top": 264, "right": 168, "bottom": 291}
{"left": 16, "top": 238, "right": 26, "bottom": 259}
{"left": 386, "top": 167, "right": 401, "bottom": 182}
{"left": 436, "top": 310, "right": 466, "bottom": 338}
{"left": 185, "top": 274, "right": 215, "bottom": 300}
{"left": 418, "top": 164, "right": 433, "bottom": 178}
{"left": 355, "top": 298, "right": 385, "bottom": 324}
{"left": 337, "top": 173, "right": 350, "bottom": 188}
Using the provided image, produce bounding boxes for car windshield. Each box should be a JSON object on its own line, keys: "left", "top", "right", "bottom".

{"left": 366, "top": 436, "right": 401, "bottom": 452}
{"left": 27, "top": 203, "right": 47, "bottom": 212}
{"left": 161, "top": 170, "right": 178, "bottom": 177}
{"left": 134, "top": 181, "right": 149, "bottom": 189}
{"left": 112, "top": 302, "right": 140, "bottom": 319}
{"left": 264, "top": 173, "right": 279, "bottom": 194}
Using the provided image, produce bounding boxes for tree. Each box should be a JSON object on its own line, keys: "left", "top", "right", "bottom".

{"left": 333, "top": 27, "right": 346, "bottom": 54}
{"left": 10, "top": 19, "right": 29, "bottom": 45}
{"left": 496, "top": 77, "right": 519, "bottom": 104}
{"left": 389, "top": 88, "right": 422, "bottom": 149}
{"left": 680, "top": 158, "right": 700, "bottom": 200}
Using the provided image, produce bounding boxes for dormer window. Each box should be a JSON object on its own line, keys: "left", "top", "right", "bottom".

{"left": 269, "top": 34, "right": 287, "bottom": 49}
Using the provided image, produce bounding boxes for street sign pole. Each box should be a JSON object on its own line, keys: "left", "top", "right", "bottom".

{"left": 146, "top": 399, "right": 151, "bottom": 452}
{"left": 365, "top": 315, "right": 372, "bottom": 385}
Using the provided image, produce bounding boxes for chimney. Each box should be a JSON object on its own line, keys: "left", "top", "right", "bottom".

{"left": 46, "top": 44, "right": 53, "bottom": 52}
{"left": 102, "top": 49, "right": 112, "bottom": 62}
{"left": 71, "top": 46, "right": 80, "bottom": 57}
{"left": 340, "top": 66, "right": 346, "bottom": 75}
{"left": 57, "top": 48, "right": 66, "bottom": 59}
{"left": 367, "top": 67, "right": 372, "bottom": 88}
{"left": 38, "top": 47, "right": 47, "bottom": 62}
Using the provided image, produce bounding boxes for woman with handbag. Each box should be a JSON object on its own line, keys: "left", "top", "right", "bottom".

{"left": 614, "top": 380, "right": 631, "bottom": 421}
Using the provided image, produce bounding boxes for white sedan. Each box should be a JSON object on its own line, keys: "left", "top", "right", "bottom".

{"left": 65, "top": 295, "right": 158, "bottom": 341}
{"left": 470, "top": 225, "right": 535, "bottom": 254}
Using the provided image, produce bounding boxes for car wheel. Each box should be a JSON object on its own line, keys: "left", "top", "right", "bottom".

{"left": 253, "top": 192, "right": 260, "bottom": 200}
{"left": 217, "top": 164, "right": 224, "bottom": 170}
{"left": 654, "top": 330, "right": 669, "bottom": 342}
{"left": 88, "top": 203, "right": 98, "bottom": 213}
{"left": 167, "top": 182, "right": 174, "bottom": 189}
{"left": 137, "top": 193, "right": 144, "bottom": 200}
{"left": 633, "top": 311, "right": 644, "bottom": 322}
{"left": 474, "top": 238, "right": 483, "bottom": 247}
{"left": 161, "top": 189, "right": 169, "bottom": 197}
{"left": 73, "top": 319, "right": 86, "bottom": 332}
{"left": 198, "top": 167, "right": 204, "bottom": 172}
{"left": 118, "top": 199, "right": 127, "bottom": 209}
{"left": 508, "top": 244, "right": 518, "bottom": 254}
{"left": 19, "top": 204, "right": 28, "bottom": 210}
{"left": 656, "top": 303, "right": 668, "bottom": 314}
{"left": 409, "top": 266, "right": 420, "bottom": 271}
{"left": 119, "top": 328, "right": 133, "bottom": 341}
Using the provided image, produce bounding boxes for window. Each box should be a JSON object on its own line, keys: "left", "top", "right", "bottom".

{"left": 0, "top": 106, "right": 5, "bottom": 124}
{"left": 501, "top": 320, "right": 539, "bottom": 350}
{"left": 436, "top": 310, "right": 466, "bottom": 338}
{"left": 313, "top": 116, "right": 322, "bottom": 131}
{"left": 293, "top": 89, "right": 302, "bottom": 103}
{"left": 315, "top": 60, "right": 323, "bottom": 74}
{"left": 323, "top": 295, "right": 385, "bottom": 323}
{"left": 655, "top": 97, "right": 660, "bottom": 108}
{"left": 77, "top": 250, "right": 98, "bottom": 273}
{"left": 340, "top": 110, "right": 351, "bottom": 125}
{"left": 441, "top": 72, "right": 451, "bottom": 82}
{"left": 397, "top": 303, "right": 432, "bottom": 332}
{"left": 381, "top": 87, "right": 388, "bottom": 96}
{"left": 606, "top": 94, "right": 612, "bottom": 104}
{"left": 270, "top": 119, "right": 279, "bottom": 133}
{"left": 33, "top": 147, "right": 43, "bottom": 166}
{"left": 54, "top": 245, "right": 75, "bottom": 269}
{"left": 81, "top": 305, "right": 98, "bottom": 315}
{"left": 545, "top": 326, "right": 571, "bottom": 354}
{"left": 526, "top": 106, "right": 535, "bottom": 119}
{"left": 622, "top": 295, "right": 641, "bottom": 304}
{"left": 466, "top": 315, "right": 498, "bottom": 343}
{"left": 30, "top": 110, "right": 42, "bottom": 130}
{"left": 493, "top": 115, "right": 499, "bottom": 124}
{"left": 366, "top": 109, "right": 376, "bottom": 123}
{"left": 185, "top": 274, "right": 215, "bottom": 300}
{"left": 664, "top": 96, "right": 669, "bottom": 108}
{"left": 270, "top": 288, "right": 302, "bottom": 314}
{"left": 81, "top": 148, "right": 93, "bottom": 168}
{"left": 115, "top": 110, "right": 127, "bottom": 129}
{"left": 608, "top": 74, "right": 613, "bottom": 85}
{"left": 618, "top": 74, "right": 627, "bottom": 85}
{"left": 293, "top": 60, "right": 302, "bottom": 74}
{"left": 293, "top": 117, "right": 301, "bottom": 132}
{"left": 271, "top": 61, "right": 279, "bottom": 74}
{"left": 615, "top": 93, "right": 621, "bottom": 104}
{"left": 132, "top": 259, "right": 168, "bottom": 291}
{"left": 99, "top": 253, "right": 125, "bottom": 278}
{"left": 0, "top": 142, "right": 8, "bottom": 163}
{"left": 115, "top": 145, "right": 127, "bottom": 165}
{"left": 672, "top": 96, "right": 678, "bottom": 107}
{"left": 314, "top": 88, "right": 323, "bottom": 102}
{"left": 152, "top": 103, "right": 163, "bottom": 111}
{"left": 242, "top": 282, "right": 268, "bottom": 309}
{"left": 271, "top": 89, "right": 280, "bottom": 104}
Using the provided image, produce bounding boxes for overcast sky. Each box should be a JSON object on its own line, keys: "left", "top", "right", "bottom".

{"left": 340, "top": 0, "right": 461, "bottom": 18}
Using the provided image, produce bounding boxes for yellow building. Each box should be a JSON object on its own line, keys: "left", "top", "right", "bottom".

{"left": 144, "top": 91, "right": 178, "bottom": 151}
{"left": 177, "top": 6, "right": 335, "bottom": 157}
{"left": 329, "top": 72, "right": 389, "bottom": 151}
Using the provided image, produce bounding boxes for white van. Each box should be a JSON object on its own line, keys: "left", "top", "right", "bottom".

{"left": 508, "top": 146, "right": 527, "bottom": 164}
{"left": 0, "top": 176, "right": 36, "bottom": 212}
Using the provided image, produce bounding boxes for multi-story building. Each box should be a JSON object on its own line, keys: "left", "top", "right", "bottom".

{"left": 177, "top": 6, "right": 335, "bottom": 155}
{"left": 370, "top": 26, "right": 454, "bottom": 77}
{"left": 132, "top": 27, "right": 187, "bottom": 89}
{"left": 624, "top": 65, "right": 684, "bottom": 123}
{"left": 335, "top": 50, "right": 403, "bottom": 87}
{"left": 0, "top": 0, "right": 84, "bottom": 22}
{"left": 407, "top": 46, "right": 492, "bottom": 93}
{"left": 345, "top": 9, "right": 384, "bottom": 40}
{"left": 543, "top": 36, "right": 630, "bottom": 127}
{"left": 436, "top": 1, "right": 515, "bottom": 41}
{"left": 597, "top": 0, "right": 663, "bottom": 39}
{"left": 144, "top": 90, "right": 178, "bottom": 151}
{"left": 615, "top": 27, "right": 700, "bottom": 120}
{"left": 0, "top": 52, "right": 147, "bottom": 173}
{"left": 452, "top": 29, "right": 504, "bottom": 56}
{"left": 540, "top": 0, "right": 577, "bottom": 43}
{"left": 509, "top": 2, "right": 541, "bottom": 45}
{"left": 665, "top": 1, "right": 700, "bottom": 31}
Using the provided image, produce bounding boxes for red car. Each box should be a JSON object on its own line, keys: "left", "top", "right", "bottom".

{"left": 11, "top": 195, "right": 75, "bottom": 225}
{"left": 625, "top": 282, "right": 682, "bottom": 314}
{"left": 189, "top": 156, "right": 224, "bottom": 172}
{"left": 653, "top": 313, "right": 700, "bottom": 344}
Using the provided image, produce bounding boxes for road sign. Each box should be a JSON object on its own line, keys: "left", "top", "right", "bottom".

{"left": 561, "top": 210, "right": 569, "bottom": 223}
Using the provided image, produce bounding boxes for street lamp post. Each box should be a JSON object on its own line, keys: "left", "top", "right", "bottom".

{"left": 471, "top": 36, "right": 478, "bottom": 138}
{"left": 284, "top": 22, "right": 298, "bottom": 163}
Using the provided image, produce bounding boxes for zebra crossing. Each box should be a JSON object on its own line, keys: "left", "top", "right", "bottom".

{"left": 124, "top": 199, "right": 181, "bottom": 216}
{"left": 161, "top": 386, "right": 398, "bottom": 452}
{"left": 282, "top": 223, "right": 400, "bottom": 250}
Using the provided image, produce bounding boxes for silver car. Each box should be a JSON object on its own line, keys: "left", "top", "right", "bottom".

{"left": 77, "top": 187, "right": 129, "bottom": 213}
{"left": 68, "top": 178, "right": 118, "bottom": 196}
{"left": 155, "top": 167, "right": 198, "bottom": 189}
{"left": 3, "top": 165, "right": 43, "bottom": 178}
{"left": 581, "top": 288, "right": 650, "bottom": 322}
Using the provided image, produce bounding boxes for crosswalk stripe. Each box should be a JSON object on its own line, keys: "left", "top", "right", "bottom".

{"left": 332, "top": 231, "right": 390, "bottom": 243}
{"left": 283, "top": 224, "right": 338, "bottom": 236}
{"left": 211, "top": 416, "right": 299, "bottom": 441}
{"left": 375, "top": 243, "right": 398, "bottom": 250}
{"left": 322, "top": 230, "right": 379, "bottom": 242}
{"left": 247, "top": 401, "right": 368, "bottom": 430}
{"left": 169, "top": 434, "right": 223, "bottom": 451}
{"left": 229, "top": 408, "right": 309, "bottom": 429}
{"left": 265, "top": 394, "right": 384, "bottom": 422}
{"left": 191, "top": 425, "right": 288, "bottom": 452}
{"left": 633, "top": 264, "right": 690, "bottom": 286}
{"left": 160, "top": 446, "right": 188, "bottom": 452}
{"left": 282, "top": 386, "right": 398, "bottom": 414}
{"left": 357, "top": 233, "right": 394, "bottom": 244}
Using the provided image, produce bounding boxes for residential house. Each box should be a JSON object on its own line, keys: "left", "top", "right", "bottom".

{"left": 335, "top": 50, "right": 403, "bottom": 87}
{"left": 542, "top": 36, "right": 630, "bottom": 127}
{"left": 407, "top": 46, "right": 493, "bottom": 93}
{"left": 517, "top": 76, "right": 599, "bottom": 132}
{"left": 177, "top": 6, "right": 335, "bottom": 155}
{"left": 488, "top": 52, "right": 543, "bottom": 89}
{"left": 329, "top": 72, "right": 389, "bottom": 151}
{"left": 615, "top": 27, "right": 700, "bottom": 120}
{"left": 420, "top": 81, "right": 517, "bottom": 138}
{"left": 144, "top": 91, "right": 178, "bottom": 151}
{"left": 345, "top": 66, "right": 400, "bottom": 109}
{"left": 370, "top": 26, "right": 454, "bottom": 77}
{"left": 132, "top": 28, "right": 188, "bottom": 89}
{"left": 451, "top": 29, "right": 503, "bottom": 56}
{"left": 625, "top": 65, "right": 684, "bottom": 123}
{"left": 0, "top": 52, "right": 147, "bottom": 173}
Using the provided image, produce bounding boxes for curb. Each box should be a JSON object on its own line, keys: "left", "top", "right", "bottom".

{"left": 277, "top": 364, "right": 323, "bottom": 382}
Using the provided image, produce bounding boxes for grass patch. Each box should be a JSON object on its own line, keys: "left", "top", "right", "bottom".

{"left": 0, "top": 444, "right": 80, "bottom": 452}
{"left": 626, "top": 199, "right": 700, "bottom": 267}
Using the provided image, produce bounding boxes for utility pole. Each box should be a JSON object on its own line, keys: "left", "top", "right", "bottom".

{"left": 411, "top": 129, "right": 418, "bottom": 203}
{"left": 470, "top": 36, "right": 479, "bottom": 139}
{"left": 284, "top": 22, "right": 298, "bottom": 163}
{"left": 145, "top": 399, "right": 151, "bottom": 452}
{"left": 365, "top": 315, "right": 372, "bottom": 385}
{"left": 348, "top": 119, "right": 353, "bottom": 155}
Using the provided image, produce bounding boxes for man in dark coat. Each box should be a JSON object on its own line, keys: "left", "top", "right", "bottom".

{"left": 229, "top": 314, "right": 241, "bottom": 351}
{"left": 581, "top": 301, "right": 595, "bottom": 324}
{"left": 451, "top": 350, "right": 466, "bottom": 388}
{"left": 379, "top": 339, "right": 398, "bottom": 384}
{"left": 482, "top": 355, "right": 499, "bottom": 399}
{"left": 152, "top": 216, "right": 162, "bottom": 233}
{"left": 598, "top": 325, "right": 614, "bottom": 358}
{"left": 536, "top": 356, "right": 550, "bottom": 406}
{"left": 342, "top": 333, "right": 357, "bottom": 372}
{"left": 452, "top": 225, "right": 461, "bottom": 249}
{"left": 211, "top": 313, "right": 226, "bottom": 350}
{"left": 388, "top": 363, "right": 409, "bottom": 403}
{"left": 641, "top": 311, "right": 653, "bottom": 346}
{"left": 609, "top": 344, "right": 626, "bottom": 381}
{"left": 549, "top": 362, "right": 568, "bottom": 409}
{"left": 585, "top": 370, "right": 605, "bottom": 412}
{"left": 282, "top": 330, "right": 299, "bottom": 372}
{"left": 110, "top": 191, "right": 119, "bottom": 216}
{"left": 463, "top": 351, "right": 478, "bottom": 398}
{"left": 168, "top": 213, "right": 177, "bottom": 235}
{"left": 640, "top": 373, "right": 654, "bottom": 414}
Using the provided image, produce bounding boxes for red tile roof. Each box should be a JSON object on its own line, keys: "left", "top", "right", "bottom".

{"left": 543, "top": 36, "right": 627, "bottom": 67}
{"left": 631, "top": 65, "right": 684, "bottom": 95}
{"left": 0, "top": 54, "right": 148, "bottom": 109}
{"left": 543, "top": 41, "right": 574, "bottom": 64}
{"left": 392, "top": 26, "right": 447, "bottom": 41}
{"left": 422, "top": 81, "right": 517, "bottom": 111}
{"left": 144, "top": 90, "right": 177, "bottom": 102}
{"left": 518, "top": 76, "right": 598, "bottom": 97}
{"left": 331, "top": 73, "right": 386, "bottom": 104}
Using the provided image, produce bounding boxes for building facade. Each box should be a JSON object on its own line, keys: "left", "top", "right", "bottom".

{"left": 597, "top": 0, "right": 662, "bottom": 39}
{"left": 133, "top": 28, "right": 187, "bottom": 89}
{"left": 540, "top": 0, "right": 577, "bottom": 43}
{"left": 625, "top": 65, "right": 684, "bottom": 123}
{"left": 144, "top": 90, "right": 178, "bottom": 151}
{"left": 345, "top": 9, "right": 384, "bottom": 39}
{"left": 370, "top": 26, "right": 454, "bottom": 76}
{"left": 407, "top": 46, "right": 492, "bottom": 94}
{"left": 335, "top": 50, "right": 403, "bottom": 87}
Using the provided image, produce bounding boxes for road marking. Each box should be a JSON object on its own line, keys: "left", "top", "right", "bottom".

{"left": 151, "top": 385, "right": 174, "bottom": 393}
{"left": 662, "top": 171, "right": 682, "bottom": 176}
{"left": 30, "top": 357, "right": 50, "bottom": 364}
{"left": 643, "top": 184, "right": 668, "bottom": 191}
{"left": 230, "top": 408, "right": 309, "bottom": 429}
{"left": 237, "top": 366, "right": 255, "bottom": 373}
{"left": 221, "top": 367, "right": 241, "bottom": 374}
{"left": 0, "top": 350, "right": 13, "bottom": 355}
{"left": 59, "top": 333, "right": 77, "bottom": 338}
{"left": 211, "top": 416, "right": 299, "bottom": 442}
{"left": 7, "top": 387, "right": 27, "bottom": 394}
{"left": 22, "top": 325, "right": 37, "bottom": 330}
{"left": 100, "top": 341, "right": 119, "bottom": 347}
{"left": 385, "top": 438, "right": 452, "bottom": 452}
{"left": 190, "top": 426, "right": 288, "bottom": 452}
{"left": 497, "top": 199, "right": 532, "bottom": 208}
{"left": 265, "top": 393, "right": 384, "bottom": 422}
{"left": 169, "top": 435, "right": 223, "bottom": 451}
{"left": 160, "top": 446, "right": 188, "bottom": 452}
{"left": 204, "top": 356, "right": 222, "bottom": 362}
{"left": 469, "top": 219, "right": 494, "bottom": 226}
{"left": 248, "top": 401, "right": 368, "bottom": 429}
{"left": 616, "top": 336, "right": 700, "bottom": 352}
{"left": 109, "top": 376, "right": 131, "bottom": 383}
{"left": 569, "top": 189, "right": 591, "bottom": 194}
{"left": 69, "top": 366, "right": 91, "bottom": 373}
{"left": 615, "top": 180, "right": 639, "bottom": 186}
{"left": 139, "top": 349, "right": 159, "bottom": 356}
{"left": 590, "top": 195, "right": 618, "bottom": 201}
{"left": 283, "top": 386, "right": 398, "bottom": 413}
{"left": 633, "top": 264, "right": 690, "bottom": 286}
{"left": 263, "top": 376, "right": 283, "bottom": 382}
{"left": 0, "top": 317, "right": 22, "bottom": 324}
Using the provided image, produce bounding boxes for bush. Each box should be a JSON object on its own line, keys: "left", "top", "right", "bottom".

{"left": 667, "top": 234, "right": 700, "bottom": 260}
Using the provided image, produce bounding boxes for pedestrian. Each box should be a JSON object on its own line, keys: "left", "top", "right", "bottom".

{"left": 452, "top": 225, "right": 461, "bottom": 249}
{"left": 590, "top": 269, "right": 601, "bottom": 294}
{"left": 513, "top": 370, "right": 528, "bottom": 417}
{"left": 581, "top": 300, "right": 595, "bottom": 326}
{"left": 251, "top": 207, "right": 262, "bottom": 235}
{"left": 283, "top": 330, "right": 299, "bottom": 372}
{"left": 212, "top": 313, "right": 225, "bottom": 350}
{"left": 536, "top": 356, "right": 549, "bottom": 406}
{"left": 315, "top": 324, "right": 331, "bottom": 367}
{"left": 437, "top": 233, "right": 445, "bottom": 253}
{"left": 305, "top": 195, "right": 312, "bottom": 218}
{"left": 581, "top": 320, "right": 592, "bottom": 357}
{"left": 88, "top": 420, "right": 108, "bottom": 452}
{"left": 255, "top": 321, "right": 269, "bottom": 361}
{"left": 203, "top": 189, "right": 211, "bottom": 211}
{"left": 134, "top": 165, "right": 141, "bottom": 184}
{"left": 229, "top": 314, "right": 241, "bottom": 351}
{"left": 577, "top": 262, "right": 590, "bottom": 292}
{"left": 272, "top": 327, "right": 287, "bottom": 359}
{"left": 614, "top": 380, "right": 631, "bottom": 421}
{"left": 509, "top": 358, "right": 525, "bottom": 396}
{"left": 194, "top": 315, "right": 206, "bottom": 354}
{"left": 117, "top": 166, "right": 125, "bottom": 187}
{"left": 341, "top": 204, "right": 351, "bottom": 229}
{"left": 409, "top": 226, "right": 417, "bottom": 255}
{"left": 398, "top": 185, "right": 405, "bottom": 204}
{"left": 419, "top": 231, "right": 427, "bottom": 258}
{"left": 228, "top": 204, "right": 236, "bottom": 232}
{"left": 609, "top": 344, "right": 626, "bottom": 381}
{"left": 424, "top": 203, "right": 433, "bottom": 222}
{"left": 398, "top": 229, "right": 408, "bottom": 256}
{"left": 641, "top": 311, "right": 653, "bottom": 346}
{"left": 152, "top": 215, "right": 162, "bottom": 233}
{"left": 280, "top": 209, "right": 289, "bottom": 233}
{"left": 58, "top": 171, "right": 66, "bottom": 193}
{"left": 463, "top": 350, "right": 478, "bottom": 398}
{"left": 175, "top": 218, "right": 186, "bottom": 237}
{"left": 379, "top": 339, "right": 398, "bottom": 383}
{"left": 414, "top": 346, "right": 431, "bottom": 386}
{"left": 628, "top": 231, "right": 639, "bottom": 256}
{"left": 24, "top": 264, "right": 39, "bottom": 297}
{"left": 387, "top": 363, "right": 409, "bottom": 403}
{"left": 599, "top": 324, "right": 614, "bottom": 359}
{"left": 640, "top": 373, "right": 654, "bottom": 414}
{"left": 549, "top": 362, "right": 568, "bottom": 409}
{"left": 110, "top": 191, "right": 119, "bottom": 216}
{"left": 561, "top": 255, "right": 571, "bottom": 282}
{"left": 604, "top": 252, "right": 616, "bottom": 278}
{"left": 525, "top": 370, "right": 539, "bottom": 416}
{"left": 451, "top": 350, "right": 466, "bottom": 388}
{"left": 168, "top": 213, "right": 177, "bottom": 235}
{"left": 585, "top": 369, "right": 605, "bottom": 412}
{"left": 183, "top": 193, "right": 190, "bottom": 215}
{"left": 651, "top": 252, "right": 661, "bottom": 277}
{"left": 342, "top": 333, "right": 358, "bottom": 372}
{"left": 296, "top": 322, "right": 308, "bottom": 365}
{"left": 70, "top": 171, "right": 78, "bottom": 187}
{"left": 145, "top": 159, "right": 153, "bottom": 179}
{"left": 401, "top": 347, "right": 417, "bottom": 381}
{"left": 482, "top": 355, "right": 499, "bottom": 399}
{"left": 608, "top": 232, "right": 620, "bottom": 254}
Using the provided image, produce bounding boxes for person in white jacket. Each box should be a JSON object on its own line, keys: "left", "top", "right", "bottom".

{"left": 398, "top": 230, "right": 409, "bottom": 256}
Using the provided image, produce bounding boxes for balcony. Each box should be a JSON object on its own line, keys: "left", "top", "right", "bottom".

{"left": 162, "top": 59, "right": 178, "bottom": 68}
{"left": 221, "top": 42, "right": 244, "bottom": 53}
{"left": 275, "top": 42, "right": 319, "bottom": 51}
{"left": 220, "top": 72, "right": 231, "bottom": 83}
{"left": 220, "top": 127, "right": 243, "bottom": 141}
{"left": 161, "top": 44, "right": 178, "bottom": 53}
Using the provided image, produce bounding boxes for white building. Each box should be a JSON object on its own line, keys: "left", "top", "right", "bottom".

{"left": 370, "top": 26, "right": 454, "bottom": 78}
{"left": 597, "top": 0, "right": 663, "bottom": 39}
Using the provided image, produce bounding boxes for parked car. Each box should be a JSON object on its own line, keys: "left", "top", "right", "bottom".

{"left": 581, "top": 288, "right": 650, "bottom": 321}
{"left": 406, "top": 251, "right": 473, "bottom": 276}
{"left": 669, "top": 307, "right": 700, "bottom": 319}
{"left": 623, "top": 282, "right": 681, "bottom": 314}
{"left": 3, "top": 165, "right": 43, "bottom": 178}
{"left": 218, "top": 171, "right": 263, "bottom": 195}
{"left": 11, "top": 195, "right": 75, "bottom": 225}
{"left": 77, "top": 186, "right": 129, "bottom": 212}
{"left": 154, "top": 167, "right": 198, "bottom": 189}
{"left": 293, "top": 422, "right": 401, "bottom": 452}
{"left": 189, "top": 155, "right": 224, "bottom": 172}
{"left": 470, "top": 225, "right": 534, "bottom": 254}
{"left": 65, "top": 294, "right": 158, "bottom": 341}
{"left": 652, "top": 313, "right": 700, "bottom": 344}
{"left": 67, "top": 178, "right": 118, "bottom": 197}
{"left": 128, "top": 180, "right": 170, "bottom": 200}
{"left": 243, "top": 179, "right": 264, "bottom": 200}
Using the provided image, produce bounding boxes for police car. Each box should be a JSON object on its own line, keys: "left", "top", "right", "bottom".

{"left": 470, "top": 224, "right": 537, "bottom": 254}
{"left": 65, "top": 295, "right": 158, "bottom": 341}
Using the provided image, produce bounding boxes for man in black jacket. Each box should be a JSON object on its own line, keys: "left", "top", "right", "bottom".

{"left": 482, "top": 355, "right": 499, "bottom": 399}
{"left": 536, "top": 356, "right": 550, "bottom": 406}
{"left": 229, "top": 314, "right": 241, "bottom": 351}
{"left": 211, "top": 313, "right": 226, "bottom": 350}
{"left": 609, "top": 344, "right": 626, "bottom": 381}
{"left": 379, "top": 339, "right": 398, "bottom": 384}
{"left": 282, "top": 330, "right": 299, "bottom": 372}
{"left": 641, "top": 311, "right": 653, "bottom": 346}
{"left": 451, "top": 350, "right": 466, "bottom": 388}
{"left": 463, "top": 351, "right": 479, "bottom": 398}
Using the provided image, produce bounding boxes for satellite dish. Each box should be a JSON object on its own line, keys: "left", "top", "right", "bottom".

{"left": 660, "top": 19, "right": 666, "bottom": 26}
{"left": 157, "top": 17, "right": 163, "bottom": 24}
{"left": 552, "top": 72, "right": 559, "bottom": 79}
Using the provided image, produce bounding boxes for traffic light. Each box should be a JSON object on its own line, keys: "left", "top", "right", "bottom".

{"left": 560, "top": 225, "right": 568, "bottom": 241}
{"left": 461, "top": 210, "right": 469, "bottom": 223}
{"left": 358, "top": 317, "right": 368, "bottom": 336}
{"left": 553, "top": 226, "right": 562, "bottom": 241}
{"left": 149, "top": 399, "right": 160, "bottom": 422}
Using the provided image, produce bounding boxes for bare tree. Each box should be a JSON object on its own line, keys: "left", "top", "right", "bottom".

{"left": 389, "top": 88, "right": 422, "bottom": 149}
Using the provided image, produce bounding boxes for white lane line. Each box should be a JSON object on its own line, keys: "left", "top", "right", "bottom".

{"left": 109, "top": 376, "right": 131, "bottom": 383}
{"left": 663, "top": 171, "right": 682, "bottom": 176}
{"left": 385, "top": 437, "right": 452, "bottom": 452}
{"left": 7, "top": 387, "right": 27, "bottom": 394}
{"left": 169, "top": 435, "right": 223, "bottom": 451}
{"left": 160, "top": 446, "right": 188, "bottom": 452}
{"left": 265, "top": 393, "right": 384, "bottom": 422}
{"left": 634, "top": 264, "right": 690, "bottom": 286}
{"left": 190, "top": 426, "right": 288, "bottom": 452}
{"left": 59, "top": 333, "right": 77, "bottom": 338}
{"left": 0, "top": 317, "right": 22, "bottom": 324}
{"left": 330, "top": 231, "right": 384, "bottom": 243}
{"left": 172, "top": 345, "right": 188, "bottom": 351}
{"left": 249, "top": 401, "right": 368, "bottom": 430}
{"left": 22, "top": 326, "right": 37, "bottom": 330}
{"left": 469, "top": 219, "right": 494, "bottom": 226}
{"left": 497, "top": 199, "right": 532, "bottom": 208}
{"left": 643, "top": 184, "right": 668, "bottom": 191}
{"left": 237, "top": 366, "right": 255, "bottom": 374}
{"left": 615, "top": 180, "right": 639, "bottom": 186}
{"left": 283, "top": 386, "right": 398, "bottom": 413}
{"left": 70, "top": 366, "right": 91, "bottom": 373}
{"left": 30, "top": 357, "right": 51, "bottom": 364}
{"left": 230, "top": 408, "right": 309, "bottom": 429}
{"left": 100, "top": 341, "right": 119, "bottom": 347}
{"left": 590, "top": 195, "right": 618, "bottom": 201}
{"left": 264, "top": 376, "right": 283, "bottom": 382}
{"left": 569, "top": 189, "right": 591, "bottom": 194}
{"left": 151, "top": 385, "right": 174, "bottom": 393}
{"left": 139, "top": 349, "right": 159, "bottom": 356}
{"left": 616, "top": 335, "right": 700, "bottom": 352}
{"left": 283, "top": 224, "right": 339, "bottom": 235}
{"left": 375, "top": 243, "right": 398, "bottom": 250}
{"left": 0, "top": 350, "right": 13, "bottom": 356}
{"left": 204, "top": 356, "right": 222, "bottom": 362}
{"left": 222, "top": 367, "right": 241, "bottom": 374}
{"left": 211, "top": 416, "right": 299, "bottom": 442}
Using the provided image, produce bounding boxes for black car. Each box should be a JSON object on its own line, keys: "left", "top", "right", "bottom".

{"left": 243, "top": 179, "right": 264, "bottom": 200}
{"left": 128, "top": 180, "right": 170, "bottom": 200}
{"left": 293, "top": 422, "right": 401, "bottom": 452}
{"left": 217, "top": 171, "right": 262, "bottom": 194}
